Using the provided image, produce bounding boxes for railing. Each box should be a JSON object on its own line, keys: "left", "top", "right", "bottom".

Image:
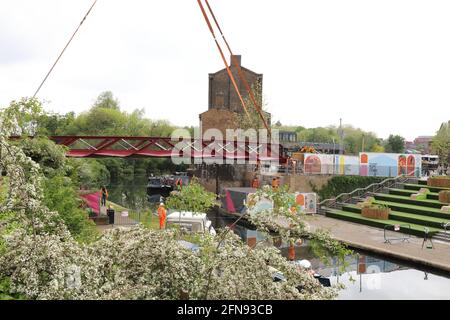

{"left": 442, "top": 222, "right": 450, "bottom": 234}
{"left": 317, "top": 174, "right": 417, "bottom": 214}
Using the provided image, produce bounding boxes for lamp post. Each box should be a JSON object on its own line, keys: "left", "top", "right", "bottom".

{"left": 332, "top": 137, "right": 336, "bottom": 175}
{"left": 362, "top": 134, "right": 365, "bottom": 152}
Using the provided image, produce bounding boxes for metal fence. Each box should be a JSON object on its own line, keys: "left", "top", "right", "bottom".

{"left": 384, "top": 224, "right": 412, "bottom": 244}
{"left": 317, "top": 175, "right": 418, "bottom": 214}
{"left": 261, "top": 164, "right": 422, "bottom": 178}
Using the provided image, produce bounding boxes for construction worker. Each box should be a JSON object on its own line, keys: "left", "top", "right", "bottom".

{"left": 288, "top": 240, "right": 296, "bottom": 261}
{"left": 255, "top": 159, "right": 261, "bottom": 172}
{"left": 251, "top": 176, "right": 260, "bottom": 189}
{"left": 271, "top": 177, "right": 279, "bottom": 191}
{"left": 158, "top": 203, "right": 167, "bottom": 229}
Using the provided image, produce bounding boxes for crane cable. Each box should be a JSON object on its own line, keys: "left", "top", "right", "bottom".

{"left": 32, "top": 0, "right": 98, "bottom": 98}
{"left": 196, "top": 0, "right": 251, "bottom": 120}
{"left": 204, "top": 0, "right": 271, "bottom": 137}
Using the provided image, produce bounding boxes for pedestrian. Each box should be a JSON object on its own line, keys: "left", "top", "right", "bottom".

{"left": 255, "top": 159, "right": 261, "bottom": 172}
{"left": 100, "top": 186, "right": 108, "bottom": 207}
{"left": 158, "top": 202, "right": 167, "bottom": 229}
{"left": 251, "top": 176, "right": 260, "bottom": 189}
{"left": 271, "top": 177, "right": 279, "bottom": 191}
{"left": 175, "top": 177, "right": 183, "bottom": 190}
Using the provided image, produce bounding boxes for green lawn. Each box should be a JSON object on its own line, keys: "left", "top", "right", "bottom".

{"left": 106, "top": 200, "right": 160, "bottom": 230}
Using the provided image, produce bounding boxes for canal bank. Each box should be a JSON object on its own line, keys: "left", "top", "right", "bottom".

{"left": 305, "top": 214, "right": 450, "bottom": 274}
{"left": 213, "top": 208, "right": 450, "bottom": 274}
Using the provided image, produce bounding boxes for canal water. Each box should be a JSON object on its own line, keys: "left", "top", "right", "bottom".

{"left": 210, "top": 210, "right": 450, "bottom": 300}
{"left": 107, "top": 181, "right": 450, "bottom": 300}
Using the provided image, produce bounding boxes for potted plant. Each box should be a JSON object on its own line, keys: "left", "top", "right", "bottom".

{"left": 361, "top": 203, "right": 391, "bottom": 220}
{"left": 439, "top": 190, "right": 450, "bottom": 204}
{"left": 428, "top": 176, "right": 450, "bottom": 188}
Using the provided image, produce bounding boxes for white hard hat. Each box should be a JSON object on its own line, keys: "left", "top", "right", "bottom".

{"left": 160, "top": 202, "right": 164, "bottom": 206}
{"left": 296, "top": 259, "right": 311, "bottom": 269}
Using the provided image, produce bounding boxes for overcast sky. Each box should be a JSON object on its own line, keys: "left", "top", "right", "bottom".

{"left": 1, "top": 0, "right": 449, "bottom": 141}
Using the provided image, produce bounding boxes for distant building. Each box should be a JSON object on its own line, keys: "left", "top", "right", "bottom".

{"left": 413, "top": 136, "right": 433, "bottom": 154}
{"left": 279, "top": 131, "right": 297, "bottom": 143}
{"left": 405, "top": 136, "right": 433, "bottom": 154}
{"left": 199, "top": 55, "right": 271, "bottom": 137}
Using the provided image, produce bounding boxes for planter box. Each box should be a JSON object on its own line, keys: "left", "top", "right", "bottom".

{"left": 428, "top": 177, "right": 450, "bottom": 188}
{"left": 439, "top": 191, "right": 450, "bottom": 204}
{"left": 361, "top": 207, "right": 390, "bottom": 220}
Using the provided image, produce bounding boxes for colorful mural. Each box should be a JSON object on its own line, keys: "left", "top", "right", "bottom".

{"left": 303, "top": 154, "right": 334, "bottom": 174}
{"left": 334, "top": 155, "right": 359, "bottom": 175}
{"left": 295, "top": 192, "right": 317, "bottom": 214}
{"left": 359, "top": 153, "right": 421, "bottom": 177}
{"left": 246, "top": 193, "right": 273, "bottom": 214}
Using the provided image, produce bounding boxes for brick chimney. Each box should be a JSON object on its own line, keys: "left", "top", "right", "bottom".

{"left": 230, "top": 54, "right": 241, "bottom": 67}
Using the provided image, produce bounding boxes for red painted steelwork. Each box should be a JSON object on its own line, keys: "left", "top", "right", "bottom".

{"left": 47, "top": 136, "right": 284, "bottom": 162}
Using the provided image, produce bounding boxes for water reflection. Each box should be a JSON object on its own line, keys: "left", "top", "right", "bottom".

{"left": 108, "top": 184, "right": 450, "bottom": 300}
{"left": 209, "top": 209, "right": 450, "bottom": 300}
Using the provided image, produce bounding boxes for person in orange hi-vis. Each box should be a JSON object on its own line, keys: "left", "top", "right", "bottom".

{"left": 158, "top": 203, "right": 167, "bottom": 229}
{"left": 271, "top": 177, "right": 279, "bottom": 191}
{"left": 251, "top": 176, "right": 260, "bottom": 189}
{"left": 288, "top": 240, "right": 296, "bottom": 261}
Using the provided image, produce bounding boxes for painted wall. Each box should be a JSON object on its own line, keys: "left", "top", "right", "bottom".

{"left": 303, "top": 152, "right": 422, "bottom": 177}
{"left": 359, "top": 153, "right": 421, "bottom": 177}
{"left": 304, "top": 154, "right": 334, "bottom": 174}
{"left": 295, "top": 193, "right": 317, "bottom": 214}
{"left": 334, "top": 155, "right": 360, "bottom": 175}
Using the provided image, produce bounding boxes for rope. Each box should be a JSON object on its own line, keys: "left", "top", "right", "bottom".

{"left": 197, "top": 0, "right": 251, "bottom": 120}
{"left": 203, "top": 0, "right": 271, "bottom": 136}
{"left": 32, "top": 0, "right": 98, "bottom": 98}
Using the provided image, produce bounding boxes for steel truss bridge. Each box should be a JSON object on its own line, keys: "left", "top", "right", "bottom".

{"left": 47, "top": 136, "right": 285, "bottom": 162}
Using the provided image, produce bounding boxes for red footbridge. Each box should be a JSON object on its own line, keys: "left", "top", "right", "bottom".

{"left": 48, "top": 136, "right": 286, "bottom": 162}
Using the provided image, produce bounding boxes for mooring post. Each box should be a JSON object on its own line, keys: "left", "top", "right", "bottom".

{"left": 215, "top": 163, "right": 219, "bottom": 198}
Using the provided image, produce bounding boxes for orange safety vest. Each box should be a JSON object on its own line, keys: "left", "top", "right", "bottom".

{"left": 252, "top": 178, "right": 259, "bottom": 188}
{"left": 158, "top": 206, "right": 167, "bottom": 229}
{"left": 288, "top": 243, "right": 296, "bottom": 261}
{"left": 272, "top": 179, "right": 279, "bottom": 189}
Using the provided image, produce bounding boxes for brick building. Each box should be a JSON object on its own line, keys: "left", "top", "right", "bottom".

{"left": 199, "top": 55, "right": 271, "bottom": 136}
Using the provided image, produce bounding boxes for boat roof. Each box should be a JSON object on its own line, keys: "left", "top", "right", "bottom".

{"left": 167, "top": 211, "right": 207, "bottom": 220}
{"left": 224, "top": 187, "right": 256, "bottom": 193}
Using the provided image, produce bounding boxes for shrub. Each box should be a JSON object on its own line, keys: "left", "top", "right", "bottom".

{"left": 311, "top": 176, "right": 385, "bottom": 200}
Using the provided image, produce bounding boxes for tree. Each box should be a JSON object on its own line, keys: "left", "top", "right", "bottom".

{"left": 371, "top": 144, "right": 385, "bottom": 153}
{"left": 92, "top": 91, "right": 120, "bottom": 110}
{"left": 431, "top": 122, "right": 450, "bottom": 166}
{"left": 235, "top": 82, "right": 271, "bottom": 133}
{"left": 165, "top": 179, "right": 218, "bottom": 214}
{"left": 384, "top": 134, "right": 405, "bottom": 153}
{"left": 0, "top": 99, "right": 347, "bottom": 300}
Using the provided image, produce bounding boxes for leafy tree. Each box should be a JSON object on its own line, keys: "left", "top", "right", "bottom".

{"left": 0, "top": 100, "right": 344, "bottom": 300}
{"left": 371, "top": 144, "right": 385, "bottom": 153}
{"left": 235, "top": 82, "right": 271, "bottom": 132}
{"left": 92, "top": 91, "right": 120, "bottom": 110}
{"left": 384, "top": 134, "right": 405, "bottom": 153}
{"left": 431, "top": 122, "right": 450, "bottom": 166}
{"left": 71, "top": 158, "right": 110, "bottom": 189}
{"left": 165, "top": 179, "right": 218, "bottom": 214}
{"left": 43, "top": 175, "right": 98, "bottom": 242}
